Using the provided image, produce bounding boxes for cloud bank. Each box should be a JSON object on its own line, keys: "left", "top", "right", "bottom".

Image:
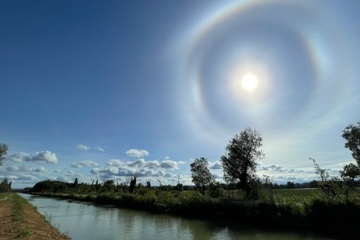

{"left": 8, "top": 151, "right": 58, "bottom": 164}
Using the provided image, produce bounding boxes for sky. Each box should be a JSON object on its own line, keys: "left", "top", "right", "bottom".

{"left": 1, "top": 0, "right": 360, "bottom": 189}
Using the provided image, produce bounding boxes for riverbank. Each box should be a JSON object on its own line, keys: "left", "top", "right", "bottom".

{"left": 0, "top": 193, "right": 70, "bottom": 240}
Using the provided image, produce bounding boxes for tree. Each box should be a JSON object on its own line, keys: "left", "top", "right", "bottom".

{"left": 341, "top": 122, "right": 360, "bottom": 180}
{"left": 0, "top": 178, "right": 11, "bottom": 192}
{"left": 342, "top": 122, "right": 360, "bottom": 165}
{"left": 287, "top": 181, "right": 295, "bottom": 189}
{"left": 129, "top": 176, "right": 137, "bottom": 193}
{"left": 340, "top": 163, "right": 360, "bottom": 181}
{"left": 190, "top": 157, "right": 213, "bottom": 193}
{"left": 0, "top": 143, "right": 8, "bottom": 166}
{"left": 221, "top": 128, "right": 264, "bottom": 198}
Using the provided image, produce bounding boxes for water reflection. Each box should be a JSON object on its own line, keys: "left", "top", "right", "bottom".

{"left": 21, "top": 194, "right": 333, "bottom": 240}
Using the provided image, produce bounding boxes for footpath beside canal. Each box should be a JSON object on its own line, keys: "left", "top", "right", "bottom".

{"left": 0, "top": 193, "right": 70, "bottom": 240}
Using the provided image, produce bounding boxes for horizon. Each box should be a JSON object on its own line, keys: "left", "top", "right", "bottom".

{"left": 1, "top": 0, "right": 360, "bottom": 189}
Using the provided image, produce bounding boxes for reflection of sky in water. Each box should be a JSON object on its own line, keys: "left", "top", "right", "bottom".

{"left": 23, "top": 194, "right": 331, "bottom": 240}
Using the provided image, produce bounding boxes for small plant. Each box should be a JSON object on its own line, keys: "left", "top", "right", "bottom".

{"left": 17, "top": 228, "right": 32, "bottom": 238}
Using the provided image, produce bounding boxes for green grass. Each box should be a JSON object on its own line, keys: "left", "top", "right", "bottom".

{"left": 17, "top": 228, "right": 32, "bottom": 238}
{"left": 11, "top": 193, "right": 27, "bottom": 221}
{"left": 275, "top": 188, "right": 320, "bottom": 197}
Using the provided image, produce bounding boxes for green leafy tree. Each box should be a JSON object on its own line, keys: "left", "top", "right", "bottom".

{"left": 340, "top": 163, "right": 360, "bottom": 181}
{"left": 0, "top": 143, "right": 8, "bottom": 166}
{"left": 190, "top": 157, "right": 213, "bottom": 194}
{"left": 0, "top": 178, "right": 11, "bottom": 192}
{"left": 221, "top": 128, "right": 264, "bottom": 198}
{"left": 341, "top": 122, "right": 360, "bottom": 180}
{"left": 342, "top": 122, "right": 360, "bottom": 165}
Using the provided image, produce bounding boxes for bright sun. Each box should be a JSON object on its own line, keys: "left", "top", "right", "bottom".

{"left": 241, "top": 73, "right": 258, "bottom": 92}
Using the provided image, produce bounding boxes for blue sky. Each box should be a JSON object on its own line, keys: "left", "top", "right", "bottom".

{"left": 1, "top": 0, "right": 360, "bottom": 188}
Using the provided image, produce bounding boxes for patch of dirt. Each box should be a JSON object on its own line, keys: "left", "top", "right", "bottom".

{"left": 0, "top": 195, "right": 70, "bottom": 240}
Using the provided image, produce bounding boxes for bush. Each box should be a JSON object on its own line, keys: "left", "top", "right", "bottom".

{"left": 208, "top": 182, "right": 224, "bottom": 198}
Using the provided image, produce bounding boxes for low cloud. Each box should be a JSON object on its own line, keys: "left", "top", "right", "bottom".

{"left": 160, "top": 160, "right": 178, "bottom": 169}
{"left": 126, "top": 149, "right": 149, "bottom": 158}
{"left": 8, "top": 151, "right": 58, "bottom": 164}
{"left": 71, "top": 160, "right": 98, "bottom": 168}
{"left": 91, "top": 157, "right": 180, "bottom": 180}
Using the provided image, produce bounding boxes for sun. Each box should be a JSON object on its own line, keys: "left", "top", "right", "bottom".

{"left": 241, "top": 73, "right": 258, "bottom": 92}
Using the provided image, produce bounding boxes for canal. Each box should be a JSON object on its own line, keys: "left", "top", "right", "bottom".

{"left": 20, "top": 193, "right": 334, "bottom": 240}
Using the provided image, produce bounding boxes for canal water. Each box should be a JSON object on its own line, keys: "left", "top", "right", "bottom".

{"left": 20, "top": 193, "right": 334, "bottom": 240}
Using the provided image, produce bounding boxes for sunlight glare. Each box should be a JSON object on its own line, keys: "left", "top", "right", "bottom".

{"left": 241, "top": 73, "right": 258, "bottom": 92}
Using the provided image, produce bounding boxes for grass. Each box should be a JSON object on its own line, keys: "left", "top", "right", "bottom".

{"left": 11, "top": 193, "right": 27, "bottom": 221}
{"left": 0, "top": 193, "right": 34, "bottom": 238}
{"left": 0, "top": 192, "right": 72, "bottom": 239}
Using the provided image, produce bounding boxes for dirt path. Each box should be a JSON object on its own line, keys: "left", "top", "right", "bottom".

{"left": 0, "top": 194, "right": 70, "bottom": 240}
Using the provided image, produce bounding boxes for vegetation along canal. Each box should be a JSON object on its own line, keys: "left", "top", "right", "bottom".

{"left": 20, "top": 193, "right": 334, "bottom": 240}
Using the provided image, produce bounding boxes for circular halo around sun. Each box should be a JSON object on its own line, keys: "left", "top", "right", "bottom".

{"left": 241, "top": 73, "right": 258, "bottom": 92}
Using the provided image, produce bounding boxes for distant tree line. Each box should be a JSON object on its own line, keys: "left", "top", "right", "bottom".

{"left": 3, "top": 121, "right": 360, "bottom": 198}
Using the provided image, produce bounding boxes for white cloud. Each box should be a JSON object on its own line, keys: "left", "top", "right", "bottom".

{"left": 77, "top": 144, "right": 106, "bottom": 152}
{"left": 32, "top": 151, "right": 58, "bottom": 164}
{"left": 160, "top": 160, "right": 178, "bottom": 169}
{"left": 109, "top": 166, "right": 119, "bottom": 174}
{"left": 126, "top": 149, "right": 149, "bottom": 158}
{"left": 4, "top": 175, "right": 18, "bottom": 181}
{"left": 19, "top": 166, "right": 33, "bottom": 171}
{"left": 128, "top": 159, "right": 145, "bottom": 167}
{"left": 95, "top": 146, "right": 105, "bottom": 152}
{"left": 17, "top": 174, "right": 38, "bottom": 181}
{"left": 164, "top": 173, "right": 173, "bottom": 178}
{"left": 145, "top": 160, "right": 160, "bottom": 168}
{"left": 91, "top": 156, "right": 181, "bottom": 180}
{"left": 71, "top": 160, "right": 98, "bottom": 168}
{"left": 35, "top": 167, "right": 47, "bottom": 173}
{"left": 56, "top": 176, "right": 67, "bottom": 182}
{"left": 77, "top": 144, "right": 91, "bottom": 150}
{"left": 7, "top": 152, "right": 31, "bottom": 162}
{"left": 210, "top": 161, "right": 222, "bottom": 169}
{"left": 6, "top": 165, "right": 19, "bottom": 172}
{"left": 106, "top": 159, "right": 122, "bottom": 167}
{"left": 8, "top": 151, "right": 58, "bottom": 164}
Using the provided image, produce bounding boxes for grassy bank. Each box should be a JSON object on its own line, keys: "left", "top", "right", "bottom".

{"left": 30, "top": 188, "right": 360, "bottom": 239}
{"left": 0, "top": 192, "right": 70, "bottom": 239}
